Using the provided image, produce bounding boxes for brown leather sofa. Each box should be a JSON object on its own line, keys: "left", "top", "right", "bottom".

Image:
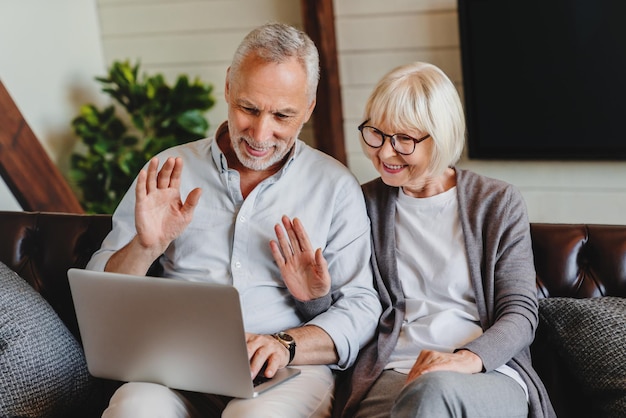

{"left": 1, "top": 211, "right": 625, "bottom": 417}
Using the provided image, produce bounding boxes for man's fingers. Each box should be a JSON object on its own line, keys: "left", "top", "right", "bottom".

{"left": 282, "top": 216, "right": 313, "bottom": 253}
{"left": 275, "top": 222, "right": 295, "bottom": 259}
{"left": 145, "top": 157, "right": 182, "bottom": 190}
{"left": 281, "top": 215, "right": 301, "bottom": 252}
{"left": 269, "top": 240, "right": 286, "bottom": 267}
{"left": 156, "top": 157, "right": 176, "bottom": 189}
{"left": 247, "top": 335, "right": 285, "bottom": 378}
{"left": 314, "top": 248, "right": 328, "bottom": 271}
{"left": 136, "top": 169, "right": 148, "bottom": 202}
{"left": 146, "top": 157, "right": 159, "bottom": 193}
{"left": 169, "top": 157, "right": 184, "bottom": 189}
{"left": 182, "top": 188, "right": 202, "bottom": 214}
{"left": 292, "top": 218, "right": 313, "bottom": 253}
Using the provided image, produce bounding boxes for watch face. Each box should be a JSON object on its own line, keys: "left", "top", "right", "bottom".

{"left": 278, "top": 332, "right": 294, "bottom": 343}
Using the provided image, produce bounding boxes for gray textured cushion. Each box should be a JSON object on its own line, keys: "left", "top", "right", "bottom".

{"left": 0, "top": 262, "right": 93, "bottom": 417}
{"left": 539, "top": 297, "right": 626, "bottom": 418}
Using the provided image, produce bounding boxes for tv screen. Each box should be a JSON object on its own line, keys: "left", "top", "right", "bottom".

{"left": 457, "top": 0, "right": 626, "bottom": 159}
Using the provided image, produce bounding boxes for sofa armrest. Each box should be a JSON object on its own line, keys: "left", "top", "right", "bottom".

{"left": 0, "top": 211, "right": 112, "bottom": 340}
{"left": 530, "top": 223, "right": 626, "bottom": 418}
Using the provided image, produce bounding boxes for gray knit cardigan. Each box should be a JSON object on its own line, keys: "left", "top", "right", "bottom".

{"left": 333, "top": 168, "right": 555, "bottom": 418}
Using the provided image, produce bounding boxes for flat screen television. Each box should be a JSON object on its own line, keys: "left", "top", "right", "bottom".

{"left": 457, "top": 0, "right": 626, "bottom": 160}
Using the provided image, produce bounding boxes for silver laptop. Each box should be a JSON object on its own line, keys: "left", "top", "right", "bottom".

{"left": 67, "top": 268, "right": 301, "bottom": 398}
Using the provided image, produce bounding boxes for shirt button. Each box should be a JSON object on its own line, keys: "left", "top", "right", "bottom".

{"left": 239, "top": 216, "right": 246, "bottom": 222}
{"left": 235, "top": 261, "right": 242, "bottom": 269}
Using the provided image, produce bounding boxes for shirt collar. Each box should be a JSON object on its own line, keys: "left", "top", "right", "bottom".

{"left": 210, "top": 121, "right": 230, "bottom": 173}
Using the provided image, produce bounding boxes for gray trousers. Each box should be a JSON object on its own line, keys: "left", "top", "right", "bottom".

{"left": 354, "top": 370, "right": 528, "bottom": 418}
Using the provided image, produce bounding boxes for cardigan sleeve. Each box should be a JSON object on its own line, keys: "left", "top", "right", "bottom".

{"left": 459, "top": 178, "right": 538, "bottom": 372}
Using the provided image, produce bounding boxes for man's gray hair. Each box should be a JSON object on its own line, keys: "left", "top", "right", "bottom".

{"left": 229, "top": 22, "right": 320, "bottom": 103}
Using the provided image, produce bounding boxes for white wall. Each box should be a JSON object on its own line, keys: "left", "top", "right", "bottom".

{"left": 335, "top": 0, "right": 626, "bottom": 225}
{"left": 3, "top": 0, "right": 625, "bottom": 224}
{"left": 96, "top": 0, "right": 313, "bottom": 142}
{"left": 336, "top": 0, "right": 463, "bottom": 183}
{"left": 0, "top": 0, "right": 106, "bottom": 211}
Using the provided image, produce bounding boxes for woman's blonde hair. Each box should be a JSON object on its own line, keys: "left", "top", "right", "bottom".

{"left": 363, "top": 62, "right": 465, "bottom": 176}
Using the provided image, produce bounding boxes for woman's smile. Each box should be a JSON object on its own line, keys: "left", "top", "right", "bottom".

{"left": 382, "top": 161, "right": 406, "bottom": 174}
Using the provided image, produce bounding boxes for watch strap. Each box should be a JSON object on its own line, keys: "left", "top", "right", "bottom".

{"left": 272, "top": 332, "right": 296, "bottom": 364}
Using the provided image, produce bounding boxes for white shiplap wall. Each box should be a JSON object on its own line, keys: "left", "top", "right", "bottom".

{"left": 335, "top": 0, "right": 461, "bottom": 183}
{"left": 334, "top": 0, "right": 626, "bottom": 224}
{"left": 96, "top": 0, "right": 313, "bottom": 142}
{"left": 96, "top": 0, "right": 626, "bottom": 224}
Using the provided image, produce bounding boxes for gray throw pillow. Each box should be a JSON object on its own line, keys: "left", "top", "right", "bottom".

{"left": 539, "top": 296, "right": 626, "bottom": 418}
{"left": 0, "top": 262, "right": 93, "bottom": 417}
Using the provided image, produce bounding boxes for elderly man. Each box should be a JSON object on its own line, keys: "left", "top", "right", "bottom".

{"left": 87, "top": 22, "right": 381, "bottom": 418}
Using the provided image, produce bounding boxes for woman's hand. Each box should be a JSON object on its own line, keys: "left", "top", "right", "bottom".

{"left": 406, "top": 349, "right": 484, "bottom": 384}
{"left": 269, "top": 216, "right": 331, "bottom": 301}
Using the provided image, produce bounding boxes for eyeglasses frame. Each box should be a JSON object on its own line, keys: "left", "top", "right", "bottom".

{"left": 358, "top": 119, "right": 430, "bottom": 156}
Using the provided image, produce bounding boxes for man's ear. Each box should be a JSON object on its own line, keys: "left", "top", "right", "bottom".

{"left": 304, "top": 98, "right": 316, "bottom": 123}
{"left": 224, "top": 67, "right": 231, "bottom": 102}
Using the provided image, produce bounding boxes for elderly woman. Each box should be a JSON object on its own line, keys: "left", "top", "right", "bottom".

{"left": 332, "top": 62, "right": 556, "bottom": 418}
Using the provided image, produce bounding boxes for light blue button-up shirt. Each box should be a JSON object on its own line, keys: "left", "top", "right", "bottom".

{"left": 87, "top": 125, "right": 382, "bottom": 370}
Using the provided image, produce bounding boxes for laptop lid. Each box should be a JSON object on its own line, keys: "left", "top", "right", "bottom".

{"left": 67, "top": 268, "right": 300, "bottom": 398}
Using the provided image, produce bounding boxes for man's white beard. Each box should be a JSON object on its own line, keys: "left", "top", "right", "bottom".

{"left": 231, "top": 135, "right": 294, "bottom": 171}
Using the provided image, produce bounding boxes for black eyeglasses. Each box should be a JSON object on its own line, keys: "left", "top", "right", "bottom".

{"left": 358, "top": 119, "right": 430, "bottom": 156}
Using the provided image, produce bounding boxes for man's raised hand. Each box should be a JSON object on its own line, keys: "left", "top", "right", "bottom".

{"left": 134, "top": 157, "right": 202, "bottom": 255}
{"left": 269, "top": 216, "right": 331, "bottom": 301}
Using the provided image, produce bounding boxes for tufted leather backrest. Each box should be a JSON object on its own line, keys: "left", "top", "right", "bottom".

{"left": 531, "top": 223, "right": 626, "bottom": 299}
{"left": 530, "top": 224, "right": 626, "bottom": 418}
{"left": 2, "top": 212, "right": 626, "bottom": 336}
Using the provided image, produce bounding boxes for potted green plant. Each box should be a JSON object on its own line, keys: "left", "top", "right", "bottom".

{"left": 70, "top": 60, "right": 215, "bottom": 213}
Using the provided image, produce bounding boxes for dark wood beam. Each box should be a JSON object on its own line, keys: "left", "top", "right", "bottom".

{"left": 301, "top": 0, "right": 347, "bottom": 165}
{"left": 0, "top": 80, "right": 84, "bottom": 213}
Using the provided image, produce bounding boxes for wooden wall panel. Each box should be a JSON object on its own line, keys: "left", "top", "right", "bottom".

{"left": 0, "top": 81, "right": 83, "bottom": 213}
{"left": 301, "top": 0, "right": 346, "bottom": 164}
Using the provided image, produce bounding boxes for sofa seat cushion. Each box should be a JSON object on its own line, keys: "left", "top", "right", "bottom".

{"left": 539, "top": 296, "right": 626, "bottom": 418}
{"left": 0, "top": 261, "right": 94, "bottom": 417}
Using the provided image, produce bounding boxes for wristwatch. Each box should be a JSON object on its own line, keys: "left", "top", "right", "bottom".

{"left": 272, "top": 332, "right": 296, "bottom": 364}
